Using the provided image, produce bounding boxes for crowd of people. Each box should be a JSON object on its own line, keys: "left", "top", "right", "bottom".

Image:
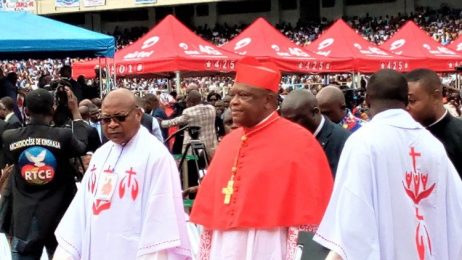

{"left": 1, "top": 5, "right": 461, "bottom": 97}
{"left": 1, "top": 51, "right": 462, "bottom": 259}
{"left": 0, "top": 3, "right": 462, "bottom": 260}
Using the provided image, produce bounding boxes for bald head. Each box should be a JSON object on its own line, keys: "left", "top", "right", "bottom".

{"left": 281, "top": 89, "right": 321, "bottom": 133}
{"left": 316, "top": 86, "right": 346, "bottom": 123}
{"left": 186, "top": 90, "right": 202, "bottom": 107}
{"left": 317, "top": 86, "right": 345, "bottom": 105}
{"left": 91, "top": 97, "right": 102, "bottom": 108}
{"left": 103, "top": 88, "right": 137, "bottom": 108}
{"left": 101, "top": 88, "right": 142, "bottom": 145}
{"left": 186, "top": 83, "right": 199, "bottom": 94}
{"left": 79, "top": 99, "right": 93, "bottom": 107}
{"left": 282, "top": 89, "right": 318, "bottom": 112}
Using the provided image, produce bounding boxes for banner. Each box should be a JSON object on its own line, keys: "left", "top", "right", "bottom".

{"left": 55, "top": 0, "right": 80, "bottom": 7}
{"left": 0, "top": 0, "right": 34, "bottom": 12}
{"left": 135, "top": 0, "right": 156, "bottom": 4}
{"left": 83, "top": 0, "right": 105, "bottom": 7}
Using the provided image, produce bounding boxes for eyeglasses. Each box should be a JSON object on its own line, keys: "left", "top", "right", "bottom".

{"left": 99, "top": 107, "right": 136, "bottom": 124}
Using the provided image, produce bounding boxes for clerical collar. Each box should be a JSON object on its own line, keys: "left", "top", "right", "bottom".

{"left": 256, "top": 111, "right": 277, "bottom": 127}
{"left": 427, "top": 110, "right": 448, "bottom": 128}
{"left": 313, "top": 116, "right": 325, "bottom": 137}
{"left": 243, "top": 111, "right": 279, "bottom": 137}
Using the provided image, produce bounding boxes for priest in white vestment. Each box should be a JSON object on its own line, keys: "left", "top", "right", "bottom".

{"left": 54, "top": 89, "right": 191, "bottom": 260}
{"left": 314, "top": 70, "right": 462, "bottom": 260}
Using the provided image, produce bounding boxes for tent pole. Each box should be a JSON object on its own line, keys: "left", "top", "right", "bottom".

{"left": 113, "top": 59, "right": 117, "bottom": 90}
{"left": 175, "top": 71, "right": 181, "bottom": 94}
{"left": 351, "top": 72, "right": 355, "bottom": 89}
{"left": 98, "top": 57, "right": 103, "bottom": 98}
{"left": 105, "top": 58, "right": 110, "bottom": 93}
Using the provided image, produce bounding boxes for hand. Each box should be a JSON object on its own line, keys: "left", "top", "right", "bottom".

{"left": 1, "top": 164, "right": 13, "bottom": 177}
{"left": 65, "top": 87, "right": 78, "bottom": 110}
{"left": 65, "top": 87, "right": 82, "bottom": 120}
{"left": 0, "top": 164, "right": 13, "bottom": 192}
{"left": 82, "top": 154, "right": 92, "bottom": 170}
{"left": 182, "top": 186, "right": 199, "bottom": 198}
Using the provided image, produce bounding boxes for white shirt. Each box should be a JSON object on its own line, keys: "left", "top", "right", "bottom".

{"left": 5, "top": 112, "right": 14, "bottom": 122}
{"left": 313, "top": 116, "right": 325, "bottom": 137}
{"left": 314, "top": 109, "right": 462, "bottom": 260}
{"left": 89, "top": 121, "right": 103, "bottom": 142}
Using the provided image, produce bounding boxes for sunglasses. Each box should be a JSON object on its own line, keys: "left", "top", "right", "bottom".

{"left": 99, "top": 107, "right": 136, "bottom": 124}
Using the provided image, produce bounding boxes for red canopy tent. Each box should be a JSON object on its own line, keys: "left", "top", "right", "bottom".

{"left": 304, "top": 19, "right": 417, "bottom": 73}
{"left": 72, "top": 15, "right": 241, "bottom": 78}
{"left": 220, "top": 17, "right": 353, "bottom": 73}
{"left": 448, "top": 35, "right": 462, "bottom": 53}
{"left": 381, "top": 21, "right": 462, "bottom": 72}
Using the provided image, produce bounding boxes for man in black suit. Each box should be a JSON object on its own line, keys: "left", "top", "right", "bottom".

{"left": 0, "top": 72, "right": 22, "bottom": 123}
{"left": 281, "top": 89, "right": 350, "bottom": 176}
{"left": 406, "top": 68, "right": 462, "bottom": 178}
{"left": 0, "top": 96, "right": 22, "bottom": 129}
{"left": 0, "top": 119, "right": 7, "bottom": 169}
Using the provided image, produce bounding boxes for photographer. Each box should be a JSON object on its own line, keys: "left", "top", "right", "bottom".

{"left": 59, "top": 65, "right": 83, "bottom": 102}
{"left": 0, "top": 88, "right": 88, "bottom": 259}
{"left": 52, "top": 80, "right": 101, "bottom": 153}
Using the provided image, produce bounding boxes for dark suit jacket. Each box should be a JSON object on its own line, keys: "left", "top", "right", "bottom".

{"left": 5, "top": 114, "right": 22, "bottom": 129}
{"left": 316, "top": 117, "right": 351, "bottom": 176}
{"left": 84, "top": 123, "right": 102, "bottom": 152}
{"left": 0, "top": 119, "right": 7, "bottom": 168}
{"left": 427, "top": 112, "right": 462, "bottom": 179}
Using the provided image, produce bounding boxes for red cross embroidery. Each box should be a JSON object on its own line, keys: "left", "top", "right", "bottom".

{"left": 402, "top": 147, "right": 435, "bottom": 260}
{"left": 87, "top": 164, "right": 97, "bottom": 194}
{"left": 119, "top": 167, "right": 139, "bottom": 201}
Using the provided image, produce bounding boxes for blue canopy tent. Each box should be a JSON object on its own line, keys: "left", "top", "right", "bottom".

{"left": 0, "top": 11, "right": 115, "bottom": 59}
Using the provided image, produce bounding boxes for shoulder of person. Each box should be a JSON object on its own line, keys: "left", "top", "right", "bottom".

{"left": 449, "top": 115, "right": 462, "bottom": 127}
{"left": 278, "top": 116, "right": 312, "bottom": 138}
{"left": 1, "top": 128, "right": 20, "bottom": 142}
{"left": 331, "top": 121, "right": 351, "bottom": 138}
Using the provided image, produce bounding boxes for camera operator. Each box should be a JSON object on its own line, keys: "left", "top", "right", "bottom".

{"left": 0, "top": 88, "right": 88, "bottom": 259}
{"left": 51, "top": 80, "right": 101, "bottom": 153}
{"left": 59, "top": 65, "right": 83, "bottom": 102}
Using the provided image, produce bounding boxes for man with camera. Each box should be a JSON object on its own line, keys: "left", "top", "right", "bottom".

{"left": 0, "top": 88, "right": 88, "bottom": 259}
{"left": 59, "top": 65, "right": 83, "bottom": 102}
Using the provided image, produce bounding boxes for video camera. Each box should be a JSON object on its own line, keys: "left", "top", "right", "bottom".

{"left": 187, "top": 126, "right": 201, "bottom": 140}
{"left": 49, "top": 80, "right": 72, "bottom": 127}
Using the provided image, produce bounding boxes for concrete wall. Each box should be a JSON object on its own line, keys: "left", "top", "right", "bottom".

{"left": 320, "top": 0, "right": 461, "bottom": 21}
{"left": 194, "top": 0, "right": 299, "bottom": 28}
{"left": 43, "top": 0, "right": 462, "bottom": 34}
{"left": 416, "top": 0, "right": 461, "bottom": 9}
{"left": 36, "top": 0, "right": 227, "bottom": 15}
{"left": 320, "top": 0, "right": 412, "bottom": 20}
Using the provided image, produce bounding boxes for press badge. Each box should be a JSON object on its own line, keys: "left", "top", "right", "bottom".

{"left": 95, "top": 172, "right": 118, "bottom": 201}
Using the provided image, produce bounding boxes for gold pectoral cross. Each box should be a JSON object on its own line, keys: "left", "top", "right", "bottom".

{"left": 222, "top": 179, "right": 234, "bottom": 205}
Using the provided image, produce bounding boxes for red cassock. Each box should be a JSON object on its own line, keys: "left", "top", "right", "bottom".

{"left": 190, "top": 113, "right": 334, "bottom": 230}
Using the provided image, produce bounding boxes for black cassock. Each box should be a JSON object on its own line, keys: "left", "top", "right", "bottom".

{"left": 427, "top": 112, "right": 462, "bottom": 179}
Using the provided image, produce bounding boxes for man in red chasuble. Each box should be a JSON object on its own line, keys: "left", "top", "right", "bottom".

{"left": 190, "top": 57, "right": 333, "bottom": 260}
